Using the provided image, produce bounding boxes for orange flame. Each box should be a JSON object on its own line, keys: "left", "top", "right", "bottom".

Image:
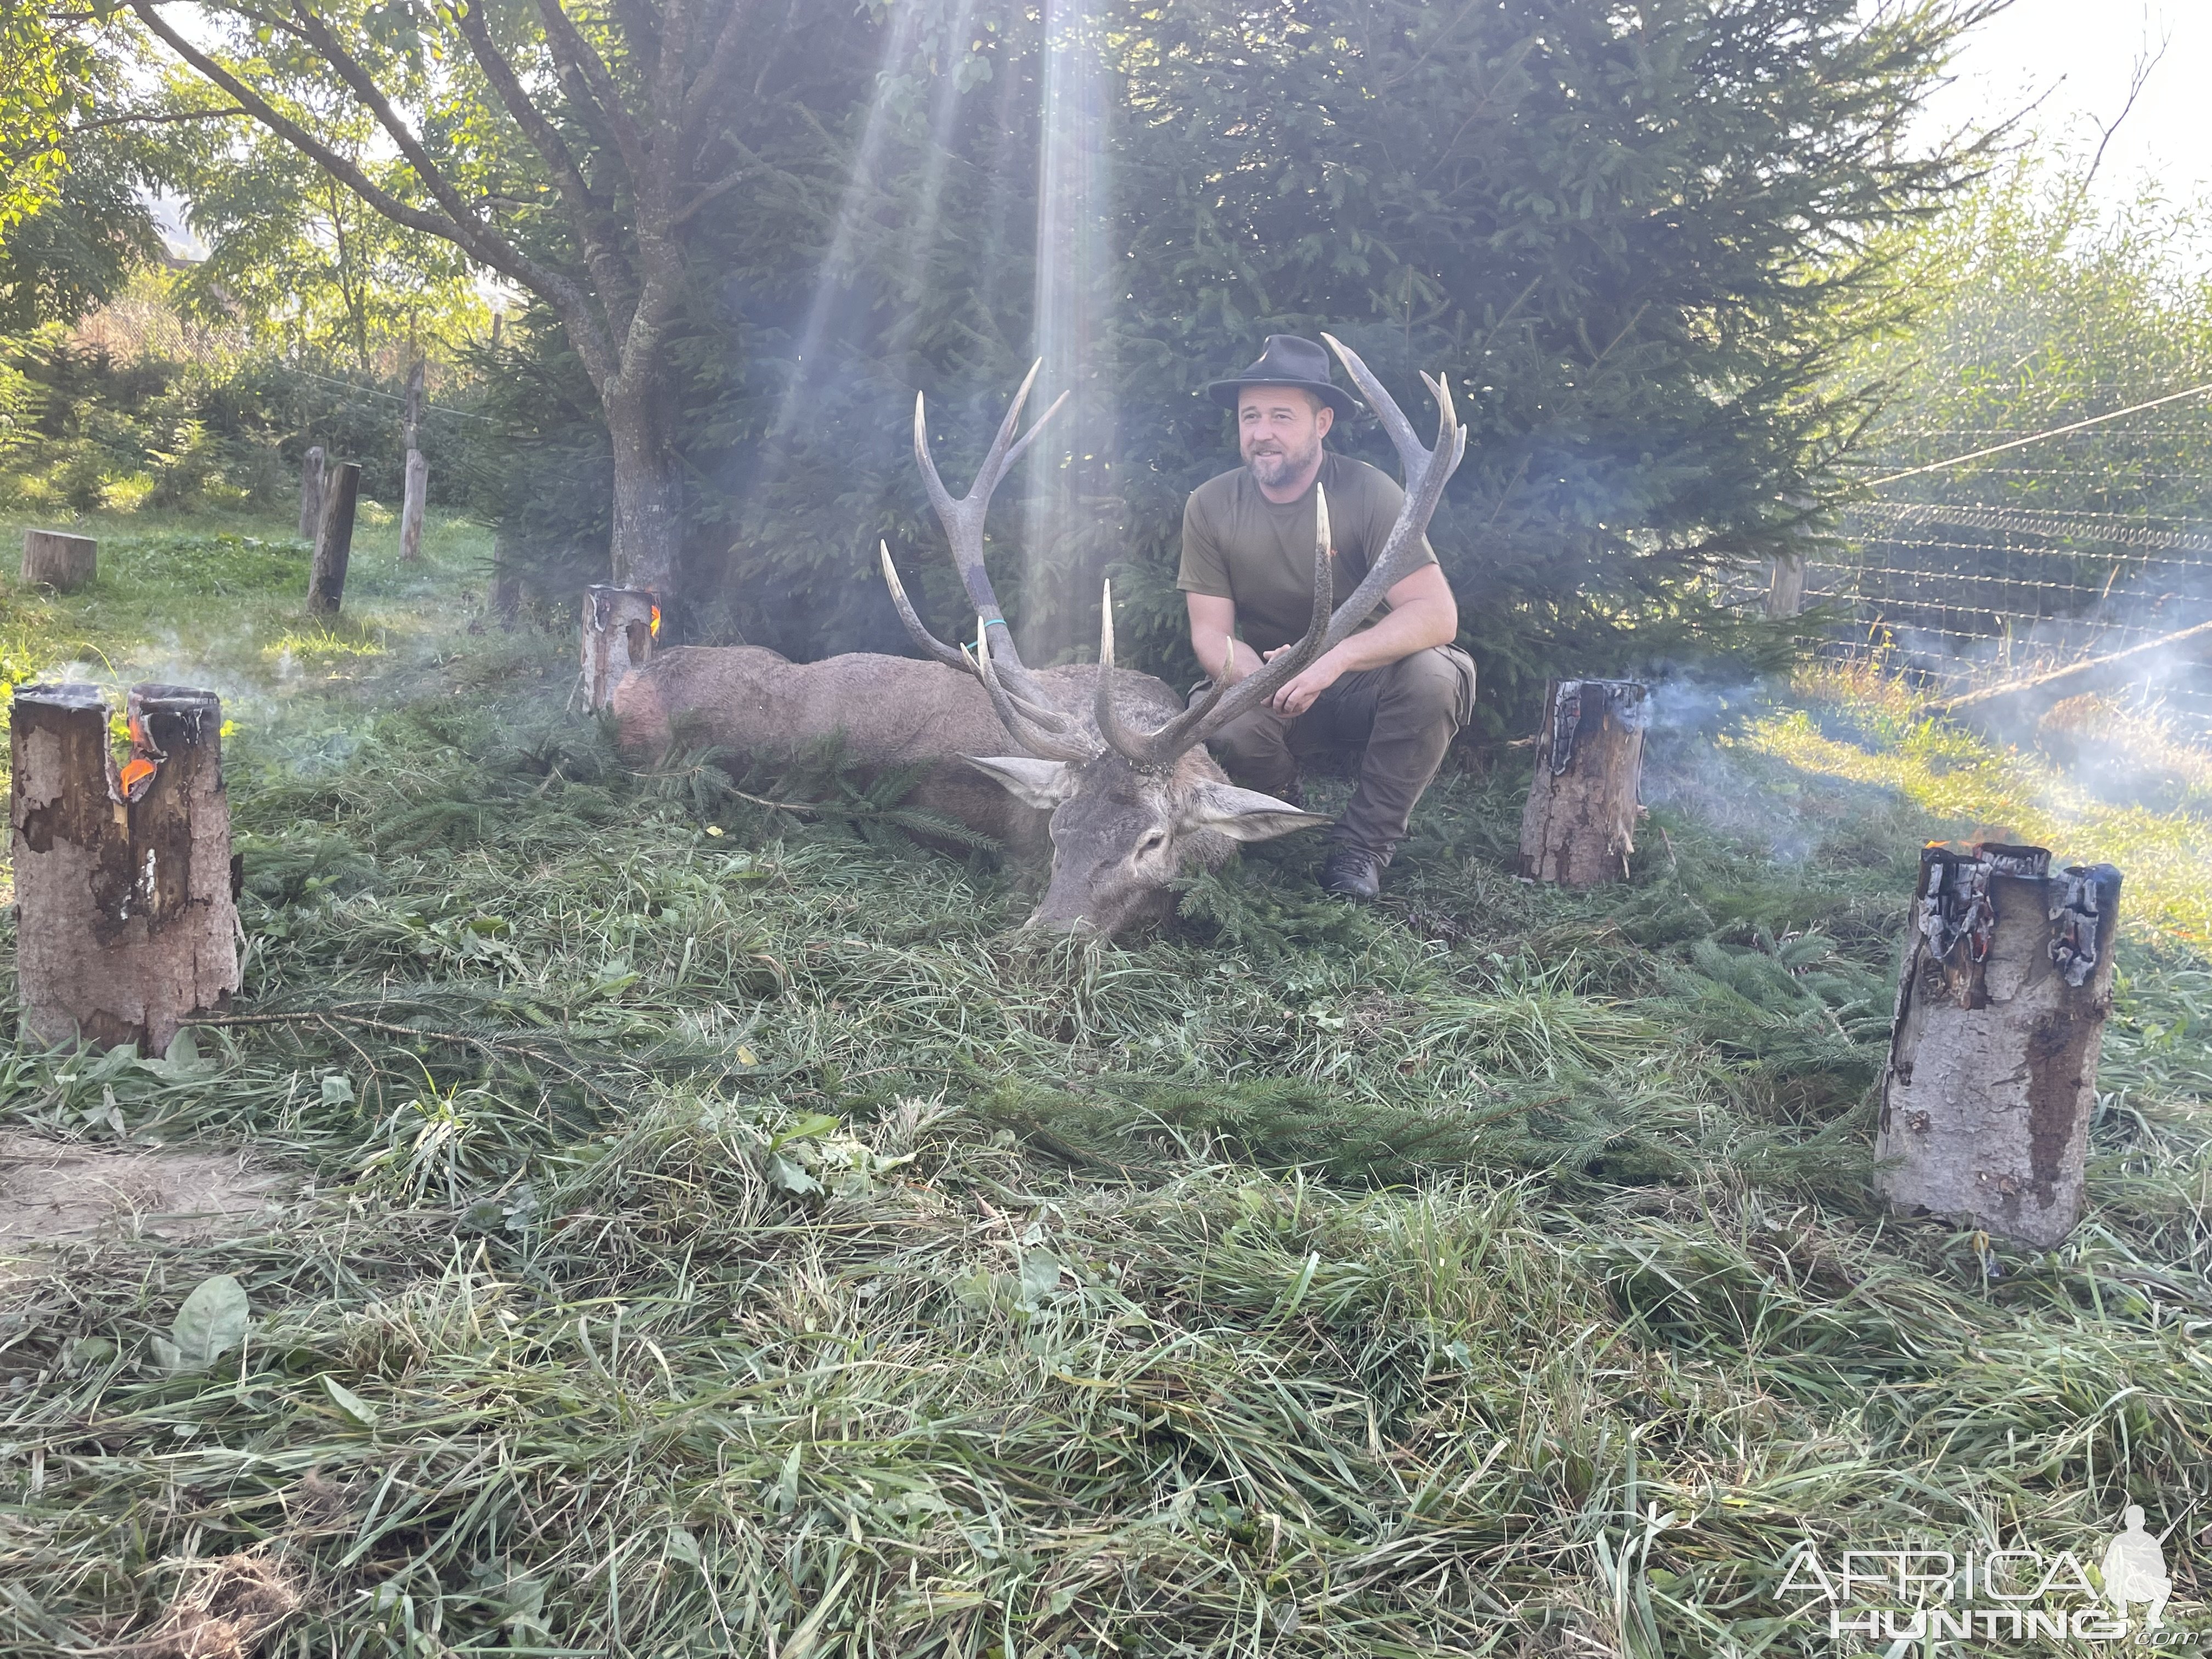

{"left": 119, "top": 756, "right": 157, "bottom": 797}
{"left": 649, "top": 604, "right": 662, "bottom": 638}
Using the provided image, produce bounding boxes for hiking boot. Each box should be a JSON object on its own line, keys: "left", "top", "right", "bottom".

{"left": 1321, "top": 847, "right": 1383, "bottom": 902}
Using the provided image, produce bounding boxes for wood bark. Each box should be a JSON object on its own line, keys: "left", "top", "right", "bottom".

{"left": 21, "top": 529, "right": 97, "bottom": 592}
{"left": 297, "top": 445, "right": 326, "bottom": 540}
{"left": 1876, "top": 843, "right": 2120, "bottom": 1248}
{"left": 490, "top": 528, "right": 522, "bottom": 625}
{"left": 1767, "top": 553, "right": 1805, "bottom": 619}
{"left": 307, "top": 461, "right": 362, "bottom": 617}
{"left": 399, "top": 449, "right": 427, "bottom": 563}
{"left": 1518, "top": 679, "right": 1648, "bottom": 886}
{"left": 10, "top": 683, "right": 240, "bottom": 1056}
{"left": 582, "top": 584, "right": 658, "bottom": 709}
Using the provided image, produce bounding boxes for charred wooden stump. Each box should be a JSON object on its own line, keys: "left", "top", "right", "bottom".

{"left": 10, "top": 683, "right": 240, "bottom": 1057}
{"left": 307, "top": 461, "right": 362, "bottom": 617}
{"left": 1876, "top": 842, "right": 2121, "bottom": 1247}
{"left": 22, "top": 529, "right": 97, "bottom": 592}
{"left": 580, "top": 585, "right": 658, "bottom": 710}
{"left": 399, "top": 449, "right": 427, "bottom": 563}
{"left": 1518, "top": 679, "right": 1648, "bottom": 886}
{"left": 297, "top": 445, "right": 326, "bottom": 540}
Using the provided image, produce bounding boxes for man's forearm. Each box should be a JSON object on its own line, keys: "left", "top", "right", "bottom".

{"left": 1192, "top": 629, "right": 1268, "bottom": 685}
{"left": 1317, "top": 596, "right": 1457, "bottom": 676}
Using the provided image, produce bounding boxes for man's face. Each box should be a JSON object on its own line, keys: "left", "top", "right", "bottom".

{"left": 1239, "top": 388, "right": 1331, "bottom": 489}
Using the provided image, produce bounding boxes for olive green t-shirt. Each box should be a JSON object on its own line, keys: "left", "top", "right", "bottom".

{"left": 1176, "top": 452, "right": 1436, "bottom": 654}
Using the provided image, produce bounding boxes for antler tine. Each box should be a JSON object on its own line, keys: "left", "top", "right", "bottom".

{"left": 1098, "top": 487, "right": 1336, "bottom": 768}
{"left": 879, "top": 541, "right": 969, "bottom": 672}
{"left": 1304, "top": 332, "right": 1466, "bottom": 652}
{"left": 887, "top": 541, "right": 1073, "bottom": 729}
{"left": 1094, "top": 579, "right": 1166, "bottom": 766}
{"left": 909, "top": 361, "right": 1069, "bottom": 695}
{"left": 975, "top": 616, "right": 1093, "bottom": 761}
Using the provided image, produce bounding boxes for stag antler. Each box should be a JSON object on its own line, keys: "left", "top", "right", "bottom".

{"left": 879, "top": 359, "right": 1069, "bottom": 699}
{"left": 1095, "top": 335, "right": 1465, "bottom": 769}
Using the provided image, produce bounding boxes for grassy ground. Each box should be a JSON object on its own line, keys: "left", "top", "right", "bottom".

{"left": 0, "top": 507, "right": 2208, "bottom": 1657}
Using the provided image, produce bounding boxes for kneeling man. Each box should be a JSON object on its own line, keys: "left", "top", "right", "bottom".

{"left": 1180, "top": 334, "right": 1475, "bottom": 900}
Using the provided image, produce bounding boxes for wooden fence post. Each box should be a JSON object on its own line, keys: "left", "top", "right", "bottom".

{"left": 21, "top": 530, "right": 97, "bottom": 592}
{"left": 580, "top": 585, "right": 658, "bottom": 710}
{"left": 1876, "top": 842, "right": 2121, "bottom": 1247}
{"left": 1518, "top": 678, "right": 1649, "bottom": 886}
{"left": 297, "top": 445, "right": 326, "bottom": 541}
{"left": 1767, "top": 554, "right": 1806, "bottom": 620}
{"left": 490, "top": 529, "right": 522, "bottom": 625}
{"left": 10, "top": 683, "right": 240, "bottom": 1056}
{"left": 399, "top": 449, "right": 428, "bottom": 564}
{"left": 307, "top": 461, "right": 362, "bottom": 617}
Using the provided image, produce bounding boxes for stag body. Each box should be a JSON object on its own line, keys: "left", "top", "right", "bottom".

{"left": 614, "top": 648, "right": 1291, "bottom": 932}
{"left": 616, "top": 338, "right": 1463, "bottom": 934}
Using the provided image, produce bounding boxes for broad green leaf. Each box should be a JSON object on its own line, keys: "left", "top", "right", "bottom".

{"left": 323, "top": 1374, "right": 378, "bottom": 1426}
{"left": 168, "top": 1274, "right": 250, "bottom": 1372}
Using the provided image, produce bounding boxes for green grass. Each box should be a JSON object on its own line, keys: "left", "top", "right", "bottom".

{"left": 1, "top": 516, "right": 2209, "bottom": 1656}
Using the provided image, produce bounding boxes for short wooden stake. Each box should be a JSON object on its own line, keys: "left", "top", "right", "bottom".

{"left": 399, "top": 450, "right": 427, "bottom": 563}
{"left": 1876, "top": 842, "right": 2121, "bottom": 1247}
{"left": 21, "top": 529, "right": 97, "bottom": 592}
{"left": 580, "top": 585, "right": 658, "bottom": 710}
{"left": 490, "top": 529, "right": 522, "bottom": 626}
{"left": 1518, "top": 678, "right": 1648, "bottom": 886}
{"left": 307, "top": 461, "right": 362, "bottom": 617}
{"left": 297, "top": 445, "right": 326, "bottom": 540}
{"left": 10, "top": 683, "right": 240, "bottom": 1056}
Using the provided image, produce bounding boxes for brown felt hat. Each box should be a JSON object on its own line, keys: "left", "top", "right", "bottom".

{"left": 1206, "top": 334, "right": 1361, "bottom": 421}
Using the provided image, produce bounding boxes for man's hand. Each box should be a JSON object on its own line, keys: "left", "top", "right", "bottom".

{"left": 1263, "top": 644, "right": 1344, "bottom": 716}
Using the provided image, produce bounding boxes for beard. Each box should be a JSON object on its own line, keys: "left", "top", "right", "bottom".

{"left": 1244, "top": 430, "right": 1321, "bottom": 490}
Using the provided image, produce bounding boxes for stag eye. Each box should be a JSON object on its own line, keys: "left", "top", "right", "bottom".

{"left": 1135, "top": 829, "right": 1168, "bottom": 858}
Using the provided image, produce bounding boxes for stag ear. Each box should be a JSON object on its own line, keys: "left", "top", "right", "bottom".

{"left": 1184, "top": 782, "right": 1333, "bottom": 843}
{"left": 965, "top": 755, "right": 1076, "bottom": 809}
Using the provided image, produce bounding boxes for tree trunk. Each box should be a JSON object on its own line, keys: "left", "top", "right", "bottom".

{"left": 606, "top": 382, "right": 682, "bottom": 613}
{"left": 10, "top": 683, "right": 240, "bottom": 1056}
{"left": 582, "top": 585, "right": 658, "bottom": 710}
{"left": 307, "top": 461, "right": 362, "bottom": 617}
{"left": 399, "top": 449, "right": 428, "bottom": 563}
{"left": 297, "top": 445, "right": 326, "bottom": 540}
{"left": 22, "top": 529, "right": 97, "bottom": 592}
{"left": 1876, "top": 843, "right": 2121, "bottom": 1247}
{"left": 1518, "top": 679, "right": 1648, "bottom": 886}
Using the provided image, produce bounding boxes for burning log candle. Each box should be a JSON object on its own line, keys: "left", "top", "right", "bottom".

{"left": 10, "top": 683, "right": 241, "bottom": 1057}
{"left": 1876, "top": 841, "right": 2121, "bottom": 1248}
{"left": 21, "top": 529, "right": 97, "bottom": 593}
{"left": 1517, "top": 678, "right": 1649, "bottom": 886}
{"left": 580, "top": 585, "right": 659, "bottom": 710}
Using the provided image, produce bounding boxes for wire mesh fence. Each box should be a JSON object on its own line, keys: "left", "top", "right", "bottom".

{"left": 1731, "top": 403, "right": 2212, "bottom": 742}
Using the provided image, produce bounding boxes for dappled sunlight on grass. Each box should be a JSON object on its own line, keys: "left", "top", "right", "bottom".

{"left": 1747, "top": 697, "right": 2212, "bottom": 952}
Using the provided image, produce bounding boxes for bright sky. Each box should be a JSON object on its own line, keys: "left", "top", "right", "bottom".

{"left": 1911, "top": 0, "right": 2212, "bottom": 220}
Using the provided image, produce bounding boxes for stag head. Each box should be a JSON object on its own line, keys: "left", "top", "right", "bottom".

{"left": 882, "top": 339, "right": 1464, "bottom": 932}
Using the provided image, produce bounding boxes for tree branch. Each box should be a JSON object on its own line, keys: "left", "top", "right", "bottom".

{"left": 129, "top": 0, "right": 610, "bottom": 388}
{"left": 450, "top": 0, "right": 635, "bottom": 367}
{"left": 682, "top": 0, "right": 760, "bottom": 139}
{"left": 534, "top": 0, "right": 651, "bottom": 185}
{"left": 65, "top": 106, "right": 251, "bottom": 132}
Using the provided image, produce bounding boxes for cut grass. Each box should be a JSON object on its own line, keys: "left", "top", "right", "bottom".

{"left": 0, "top": 515, "right": 2208, "bottom": 1656}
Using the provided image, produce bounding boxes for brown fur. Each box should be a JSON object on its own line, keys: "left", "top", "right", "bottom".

{"left": 613, "top": 646, "right": 1325, "bottom": 931}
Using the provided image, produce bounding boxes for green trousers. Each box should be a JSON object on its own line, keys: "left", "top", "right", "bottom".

{"left": 1196, "top": 644, "right": 1475, "bottom": 862}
